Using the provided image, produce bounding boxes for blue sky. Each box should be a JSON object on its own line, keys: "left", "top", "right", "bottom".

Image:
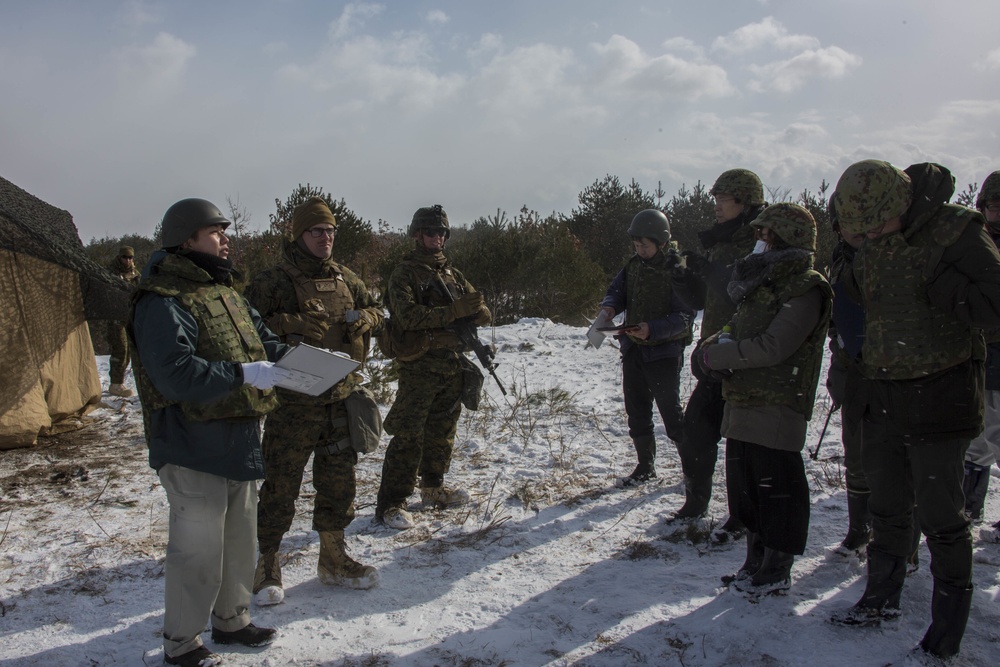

{"left": 1, "top": 0, "right": 998, "bottom": 241}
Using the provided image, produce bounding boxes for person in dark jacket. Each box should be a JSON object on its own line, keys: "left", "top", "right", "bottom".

{"left": 700, "top": 203, "right": 832, "bottom": 596}
{"left": 130, "top": 199, "right": 289, "bottom": 667}
{"left": 599, "top": 209, "right": 698, "bottom": 487}
{"left": 828, "top": 161, "right": 1000, "bottom": 661}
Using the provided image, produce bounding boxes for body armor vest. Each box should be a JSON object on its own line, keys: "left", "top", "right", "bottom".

{"left": 131, "top": 253, "right": 277, "bottom": 421}
{"left": 401, "top": 258, "right": 468, "bottom": 353}
{"left": 723, "top": 265, "right": 832, "bottom": 419}
{"left": 702, "top": 223, "right": 756, "bottom": 338}
{"left": 624, "top": 251, "right": 693, "bottom": 346}
{"left": 856, "top": 204, "right": 974, "bottom": 380}
{"left": 278, "top": 260, "right": 366, "bottom": 361}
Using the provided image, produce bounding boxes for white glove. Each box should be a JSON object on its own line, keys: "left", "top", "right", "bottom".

{"left": 240, "top": 361, "right": 289, "bottom": 390}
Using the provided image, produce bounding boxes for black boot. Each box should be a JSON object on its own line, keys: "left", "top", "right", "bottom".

{"left": 733, "top": 546, "right": 792, "bottom": 595}
{"left": 962, "top": 461, "right": 991, "bottom": 524}
{"left": 711, "top": 514, "right": 746, "bottom": 543}
{"left": 830, "top": 548, "right": 906, "bottom": 627}
{"left": 836, "top": 487, "right": 872, "bottom": 556}
{"left": 619, "top": 435, "right": 657, "bottom": 487}
{"left": 671, "top": 475, "right": 711, "bottom": 520}
{"left": 919, "top": 579, "right": 973, "bottom": 660}
{"left": 721, "top": 532, "right": 764, "bottom": 586}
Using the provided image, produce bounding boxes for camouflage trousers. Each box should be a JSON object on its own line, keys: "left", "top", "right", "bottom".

{"left": 375, "top": 359, "right": 463, "bottom": 517}
{"left": 106, "top": 321, "right": 130, "bottom": 384}
{"left": 257, "top": 400, "right": 359, "bottom": 554}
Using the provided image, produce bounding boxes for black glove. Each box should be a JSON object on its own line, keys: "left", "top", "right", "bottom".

{"left": 682, "top": 251, "right": 709, "bottom": 275}
{"left": 695, "top": 342, "right": 732, "bottom": 382}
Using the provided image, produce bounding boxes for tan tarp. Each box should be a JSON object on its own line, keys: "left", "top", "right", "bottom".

{"left": 0, "top": 248, "right": 101, "bottom": 449}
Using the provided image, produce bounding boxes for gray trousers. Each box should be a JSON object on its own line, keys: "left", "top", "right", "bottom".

{"left": 158, "top": 464, "right": 257, "bottom": 658}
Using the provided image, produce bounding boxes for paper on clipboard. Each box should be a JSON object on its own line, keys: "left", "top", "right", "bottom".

{"left": 275, "top": 344, "right": 361, "bottom": 396}
{"left": 585, "top": 310, "right": 612, "bottom": 349}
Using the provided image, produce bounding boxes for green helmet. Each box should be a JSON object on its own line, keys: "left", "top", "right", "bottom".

{"left": 831, "top": 160, "right": 911, "bottom": 236}
{"left": 976, "top": 170, "right": 1000, "bottom": 211}
{"left": 118, "top": 246, "right": 135, "bottom": 258}
{"left": 751, "top": 203, "right": 817, "bottom": 251}
{"left": 627, "top": 209, "right": 671, "bottom": 244}
{"left": 161, "top": 198, "right": 231, "bottom": 248}
{"left": 710, "top": 169, "right": 765, "bottom": 206}
{"left": 408, "top": 204, "right": 450, "bottom": 238}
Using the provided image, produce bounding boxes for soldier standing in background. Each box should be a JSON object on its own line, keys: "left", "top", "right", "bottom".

{"left": 245, "top": 197, "right": 384, "bottom": 605}
{"left": 828, "top": 160, "right": 1000, "bottom": 661}
{"left": 598, "top": 209, "right": 698, "bottom": 487}
{"left": 107, "top": 245, "right": 139, "bottom": 397}
{"left": 374, "top": 205, "right": 491, "bottom": 531}
{"left": 672, "top": 169, "right": 765, "bottom": 540}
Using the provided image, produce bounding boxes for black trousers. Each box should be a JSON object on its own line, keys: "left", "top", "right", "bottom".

{"left": 726, "top": 438, "right": 810, "bottom": 555}
{"left": 676, "top": 378, "right": 725, "bottom": 481}
{"left": 621, "top": 347, "right": 684, "bottom": 443}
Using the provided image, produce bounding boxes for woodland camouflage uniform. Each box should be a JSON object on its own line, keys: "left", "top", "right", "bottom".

{"left": 107, "top": 246, "right": 139, "bottom": 387}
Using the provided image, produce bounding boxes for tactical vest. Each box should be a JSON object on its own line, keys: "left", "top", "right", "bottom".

{"left": 277, "top": 260, "right": 366, "bottom": 362}
{"left": 393, "top": 259, "right": 468, "bottom": 357}
{"left": 856, "top": 204, "right": 976, "bottom": 380}
{"left": 702, "top": 223, "right": 757, "bottom": 338}
{"left": 723, "top": 264, "right": 832, "bottom": 419}
{"left": 623, "top": 251, "right": 694, "bottom": 346}
{"left": 130, "top": 253, "right": 277, "bottom": 421}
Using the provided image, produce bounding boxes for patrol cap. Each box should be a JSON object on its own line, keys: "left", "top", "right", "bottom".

{"left": 831, "top": 160, "right": 912, "bottom": 236}
{"left": 751, "top": 202, "right": 817, "bottom": 251}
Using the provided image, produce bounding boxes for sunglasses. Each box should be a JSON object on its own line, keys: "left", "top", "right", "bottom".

{"left": 307, "top": 227, "right": 336, "bottom": 238}
{"left": 422, "top": 228, "right": 448, "bottom": 238}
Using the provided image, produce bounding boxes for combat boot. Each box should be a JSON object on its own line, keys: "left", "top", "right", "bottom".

{"left": 670, "top": 475, "right": 711, "bottom": 520}
{"left": 962, "top": 462, "right": 990, "bottom": 524}
{"left": 317, "top": 530, "right": 379, "bottom": 590}
{"left": 830, "top": 548, "right": 906, "bottom": 627}
{"left": 711, "top": 515, "right": 746, "bottom": 543}
{"left": 721, "top": 532, "right": 764, "bottom": 586}
{"left": 252, "top": 550, "right": 284, "bottom": 606}
{"left": 732, "top": 546, "right": 793, "bottom": 596}
{"left": 919, "top": 579, "right": 973, "bottom": 660}
{"left": 835, "top": 487, "right": 872, "bottom": 557}
{"left": 379, "top": 506, "right": 415, "bottom": 530}
{"left": 617, "top": 435, "right": 657, "bottom": 488}
{"left": 420, "top": 485, "right": 471, "bottom": 508}
{"left": 108, "top": 383, "right": 133, "bottom": 397}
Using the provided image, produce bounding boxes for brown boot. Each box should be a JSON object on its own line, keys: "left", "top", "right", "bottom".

{"left": 317, "top": 530, "right": 379, "bottom": 590}
{"left": 253, "top": 550, "right": 284, "bottom": 606}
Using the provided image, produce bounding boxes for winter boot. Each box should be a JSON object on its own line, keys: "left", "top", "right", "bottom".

{"left": 252, "top": 550, "right": 284, "bottom": 606}
{"left": 211, "top": 623, "right": 277, "bottom": 647}
{"left": 919, "top": 579, "right": 973, "bottom": 660}
{"left": 711, "top": 514, "right": 746, "bottom": 543}
{"left": 108, "top": 383, "right": 133, "bottom": 397}
{"left": 830, "top": 548, "right": 907, "bottom": 627}
{"left": 835, "top": 487, "right": 872, "bottom": 557}
{"left": 733, "top": 546, "right": 793, "bottom": 596}
{"left": 618, "top": 435, "right": 657, "bottom": 487}
{"left": 317, "top": 530, "right": 378, "bottom": 589}
{"left": 420, "top": 485, "right": 471, "bottom": 508}
{"left": 962, "top": 461, "right": 991, "bottom": 524}
{"left": 379, "top": 506, "right": 415, "bottom": 530}
{"left": 164, "top": 646, "right": 223, "bottom": 666}
{"left": 721, "top": 532, "right": 764, "bottom": 586}
{"left": 670, "top": 475, "right": 712, "bottom": 520}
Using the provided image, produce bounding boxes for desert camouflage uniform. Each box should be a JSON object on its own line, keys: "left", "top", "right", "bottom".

{"left": 245, "top": 240, "right": 383, "bottom": 554}
{"left": 108, "top": 255, "right": 139, "bottom": 384}
{"left": 374, "top": 250, "right": 490, "bottom": 520}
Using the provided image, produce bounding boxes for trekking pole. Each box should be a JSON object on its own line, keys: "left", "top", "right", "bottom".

{"left": 809, "top": 403, "right": 836, "bottom": 461}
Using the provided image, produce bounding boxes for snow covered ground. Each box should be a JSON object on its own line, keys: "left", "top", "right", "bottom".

{"left": 1, "top": 318, "right": 998, "bottom": 667}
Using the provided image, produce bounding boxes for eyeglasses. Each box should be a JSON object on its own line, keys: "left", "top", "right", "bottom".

{"left": 422, "top": 228, "right": 448, "bottom": 238}
{"left": 307, "top": 227, "right": 336, "bottom": 238}
{"left": 986, "top": 203, "right": 1000, "bottom": 214}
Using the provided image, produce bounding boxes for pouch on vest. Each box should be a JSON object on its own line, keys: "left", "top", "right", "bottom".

{"left": 381, "top": 318, "right": 430, "bottom": 362}
{"left": 326, "top": 387, "right": 383, "bottom": 454}
{"left": 459, "top": 354, "right": 485, "bottom": 410}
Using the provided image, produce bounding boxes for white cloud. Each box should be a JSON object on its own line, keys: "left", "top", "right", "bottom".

{"left": 748, "top": 46, "right": 862, "bottom": 93}
{"left": 472, "top": 44, "right": 576, "bottom": 111}
{"left": 425, "top": 10, "right": 449, "bottom": 25}
{"left": 329, "top": 2, "right": 384, "bottom": 41}
{"left": 117, "top": 32, "right": 196, "bottom": 99}
{"left": 661, "top": 37, "right": 704, "bottom": 59}
{"left": 467, "top": 33, "right": 503, "bottom": 60}
{"left": 976, "top": 46, "right": 1000, "bottom": 71}
{"left": 116, "top": 0, "right": 161, "bottom": 32}
{"left": 712, "top": 17, "right": 819, "bottom": 55}
{"left": 592, "top": 35, "right": 734, "bottom": 101}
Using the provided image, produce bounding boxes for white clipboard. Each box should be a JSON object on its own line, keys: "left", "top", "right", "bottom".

{"left": 274, "top": 344, "right": 361, "bottom": 396}
{"left": 585, "top": 310, "right": 613, "bottom": 349}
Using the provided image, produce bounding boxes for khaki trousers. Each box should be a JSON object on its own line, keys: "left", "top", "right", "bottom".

{"left": 158, "top": 464, "right": 256, "bottom": 658}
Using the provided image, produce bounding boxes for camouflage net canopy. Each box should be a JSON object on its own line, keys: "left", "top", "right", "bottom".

{"left": 0, "top": 175, "right": 131, "bottom": 322}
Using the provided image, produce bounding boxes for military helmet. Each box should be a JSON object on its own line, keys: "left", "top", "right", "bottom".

{"left": 118, "top": 246, "right": 135, "bottom": 258}
{"left": 408, "top": 204, "right": 450, "bottom": 238}
{"left": 627, "top": 209, "right": 671, "bottom": 245}
{"left": 751, "top": 203, "right": 817, "bottom": 251}
{"left": 831, "top": 160, "right": 911, "bottom": 236}
{"left": 976, "top": 170, "right": 1000, "bottom": 211}
{"left": 710, "top": 169, "right": 765, "bottom": 206}
{"left": 160, "top": 198, "right": 231, "bottom": 248}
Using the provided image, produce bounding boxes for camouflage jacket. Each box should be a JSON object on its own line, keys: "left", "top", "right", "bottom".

{"left": 130, "top": 250, "right": 288, "bottom": 480}
{"left": 695, "top": 207, "right": 761, "bottom": 340}
{"left": 245, "top": 240, "right": 384, "bottom": 405}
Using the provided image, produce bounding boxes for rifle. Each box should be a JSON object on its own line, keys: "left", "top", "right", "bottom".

{"left": 432, "top": 274, "right": 507, "bottom": 395}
